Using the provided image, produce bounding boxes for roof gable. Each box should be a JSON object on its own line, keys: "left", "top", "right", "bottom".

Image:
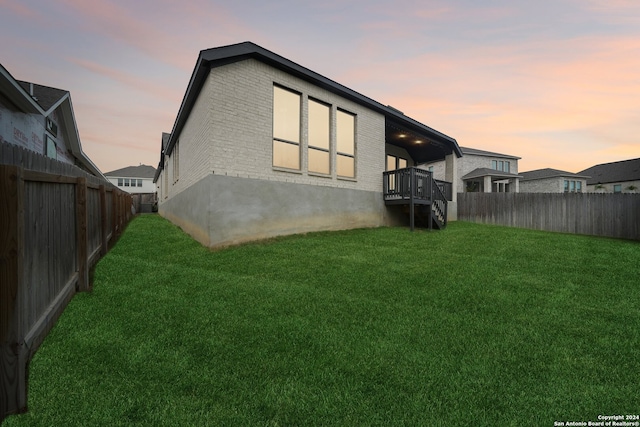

{"left": 17, "top": 80, "right": 68, "bottom": 113}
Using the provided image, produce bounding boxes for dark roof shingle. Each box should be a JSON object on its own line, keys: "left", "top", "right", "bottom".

{"left": 17, "top": 81, "right": 68, "bottom": 112}
{"left": 579, "top": 158, "right": 640, "bottom": 185}
{"left": 520, "top": 168, "right": 589, "bottom": 181}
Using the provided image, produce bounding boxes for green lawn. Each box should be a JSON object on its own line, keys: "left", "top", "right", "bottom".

{"left": 5, "top": 216, "right": 640, "bottom": 426}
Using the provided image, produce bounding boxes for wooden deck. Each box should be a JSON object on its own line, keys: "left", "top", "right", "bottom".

{"left": 383, "top": 167, "right": 451, "bottom": 230}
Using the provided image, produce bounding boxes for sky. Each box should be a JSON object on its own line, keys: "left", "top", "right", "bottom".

{"left": 1, "top": 0, "right": 639, "bottom": 174}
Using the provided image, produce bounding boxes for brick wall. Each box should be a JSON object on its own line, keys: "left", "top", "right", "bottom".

{"left": 167, "top": 58, "right": 387, "bottom": 197}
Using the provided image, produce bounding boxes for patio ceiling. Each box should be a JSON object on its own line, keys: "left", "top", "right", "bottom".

{"left": 385, "top": 119, "right": 457, "bottom": 164}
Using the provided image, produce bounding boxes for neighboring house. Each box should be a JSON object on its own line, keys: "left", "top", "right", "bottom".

{"left": 105, "top": 164, "right": 157, "bottom": 194}
{"left": 519, "top": 168, "right": 589, "bottom": 193}
{"left": 154, "top": 42, "right": 463, "bottom": 248}
{"left": 579, "top": 158, "right": 640, "bottom": 193}
{"left": 105, "top": 164, "right": 157, "bottom": 213}
{"left": 0, "top": 63, "right": 104, "bottom": 178}
{"left": 421, "top": 146, "right": 522, "bottom": 193}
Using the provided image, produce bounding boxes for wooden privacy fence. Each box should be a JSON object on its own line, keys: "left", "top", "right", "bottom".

{"left": 458, "top": 192, "right": 640, "bottom": 240}
{"left": 1, "top": 147, "right": 133, "bottom": 421}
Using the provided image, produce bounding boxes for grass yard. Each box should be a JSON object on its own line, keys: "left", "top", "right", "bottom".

{"left": 5, "top": 216, "right": 640, "bottom": 426}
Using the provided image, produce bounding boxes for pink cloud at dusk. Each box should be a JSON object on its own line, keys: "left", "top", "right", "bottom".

{"left": 1, "top": 0, "right": 638, "bottom": 174}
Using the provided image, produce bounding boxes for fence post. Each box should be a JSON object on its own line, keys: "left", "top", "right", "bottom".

{"left": 76, "top": 177, "right": 88, "bottom": 292}
{"left": 0, "top": 165, "right": 27, "bottom": 421}
{"left": 99, "top": 185, "right": 107, "bottom": 257}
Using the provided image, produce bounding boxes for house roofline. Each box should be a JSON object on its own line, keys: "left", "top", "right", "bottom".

{"left": 0, "top": 64, "right": 45, "bottom": 114}
{"left": 1, "top": 63, "right": 104, "bottom": 179}
{"left": 161, "top": 42, "right": 462, "bottom": 168}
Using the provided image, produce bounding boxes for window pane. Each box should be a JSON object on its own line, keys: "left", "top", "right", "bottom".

{"left": 273, "top": 140, "right": 300, "bottom": 169}
{"left": 273, "top": 86, "right": 300, "bottom": 143}
{"left": 386, "top": 155, "right": 396, "bottom": 171}
{"left": 564, "top": 180, "right": 569, "bottom": 192}
{"left": 505, "top": 162, "right": 510, "bottom": 173}
{"left": 577, "top": 181, "right": 582, "bottom": 192}
{"left": 337, "top": 154, "right": 354, "bottom": 178}
{"left": 499, "top": 161, "right": 504, "bottom": 171}
{"left": 118, "top": 178, "right": 123, "bottom": 186}
{"left": 308, "top": 148, "right": 330, "bottom": 174}
{"left": 570, "top": 181, "right": 575, "bottom": 192}
{"left": 124, "top": 179, "right": 130, "bottom": 186}
{"left": 309, "top": 100, "right": 330, "bottom": 150}
{"left": 614, "top": 184, "right": 621, "bottom": 193}
{"left": 398, "top": 158, "right": 407, "bottom": 169}
{"left": 337, "top": 110, "right": 355, "bottom": 155}
{"left": 492, "top": 160, "right": 497, "bottom": 170}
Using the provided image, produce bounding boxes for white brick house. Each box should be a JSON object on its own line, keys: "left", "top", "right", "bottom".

{"left": 154, "top": 42, "right": 462, "bottom": 247}
{"left": 421, "top": 146, "right": 521, "bottom": 194}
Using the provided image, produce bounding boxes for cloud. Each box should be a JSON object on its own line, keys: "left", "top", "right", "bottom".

{"left": 0, "top": 0, "right": 42, "bottom": 20}
{"left": 68, "top": 57, "right": 181, "bottom": 103}
{"left": 56, "top": 0, "right": 262, "bottom": 70}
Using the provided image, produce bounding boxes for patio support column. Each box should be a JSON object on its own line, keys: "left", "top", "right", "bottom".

{"left": 445, "top": 153, "right": 458, "bottom": 221}
{"left": 484, "top": 176, "right": 493, "bottom": 193}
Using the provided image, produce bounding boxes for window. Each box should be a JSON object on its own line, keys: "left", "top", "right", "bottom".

{"left": 45, "top": 135, "right": 57, "bottom": 160}
{"left": 428, "top": 166, "right": 434, "bottom": 172}
{"left": 492, "top": 160, "right": 511, "bottom": 172}
{"left": 273, "top": 85, "right": 301, "bottom": 170}
{"left": 124, "top": 178, "right": 130, "bottom": 187}
{"left": 308, "top": 99, "right": 330, "bottom": 174}
{"left": 386, "top": 155, "right": 407, "bottom": 190}
{"left": 163, "top": 160, "right": 169, "bottom": 198}
{"left": 614, "top": 184, "right": 622, "bottom": 193}
{"left": 173, "top": 141, "right": 180, "bottom": 183}
{"left": 565, "top": 180, "right": 583, "bottom": 193}
{"left": 117, "top": 178, "right": 123, "bottom": 186}
{"left": 137, "top": 179, "right": 143, "bottom": 187}
{"left": 337, "top": 110, "right": 355, "bottom": 178}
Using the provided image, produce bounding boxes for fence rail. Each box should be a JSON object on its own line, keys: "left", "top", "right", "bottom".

{"left": 458, "top": 192, "right": 640, "bottom": 240}
{"left": 1, "top": 144, "right": 133, "bottom": 421}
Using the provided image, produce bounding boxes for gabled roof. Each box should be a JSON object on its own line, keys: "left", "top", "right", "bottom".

{"left": 460, "top": 146, "right": 521, "bottom": 160}
{"left": 105, "top": 164, "right": 157, "bottom": 178}
{"left": 520, "top": 168, "right": 589, "bottom": 181}
{"left": 461, "top": 167, "right": 523, "bottom": 180}
{"left": 17, "top": 81, "right": 68, "bottom": 113}
{"left": 162, "top": 42, "right": 462, "bottom": 166}
{"left": 0, "top": 63, "right": 104, "bottom": 178}
{"left": 579, "top": 158, "right": 640, "bottom": 185}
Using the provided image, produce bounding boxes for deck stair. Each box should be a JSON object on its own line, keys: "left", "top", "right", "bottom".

{"left": 383, "top": 167, "right": 451, "bottom": 231}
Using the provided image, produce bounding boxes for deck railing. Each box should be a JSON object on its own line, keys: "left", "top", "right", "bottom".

{"left": 383, "top": 167, "right": 451, "bottom": 230}
{"left": 383, "top": 168, "right": 452, "bottom": 203}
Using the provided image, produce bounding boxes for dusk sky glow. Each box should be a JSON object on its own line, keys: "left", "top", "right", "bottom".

{"left": 1, "top": 0, "right": 638, "bottom": 174}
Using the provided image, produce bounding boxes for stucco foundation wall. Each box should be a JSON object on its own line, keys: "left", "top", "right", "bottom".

{"left": 160, "top": 173, "right": 394, "bottom": 248}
